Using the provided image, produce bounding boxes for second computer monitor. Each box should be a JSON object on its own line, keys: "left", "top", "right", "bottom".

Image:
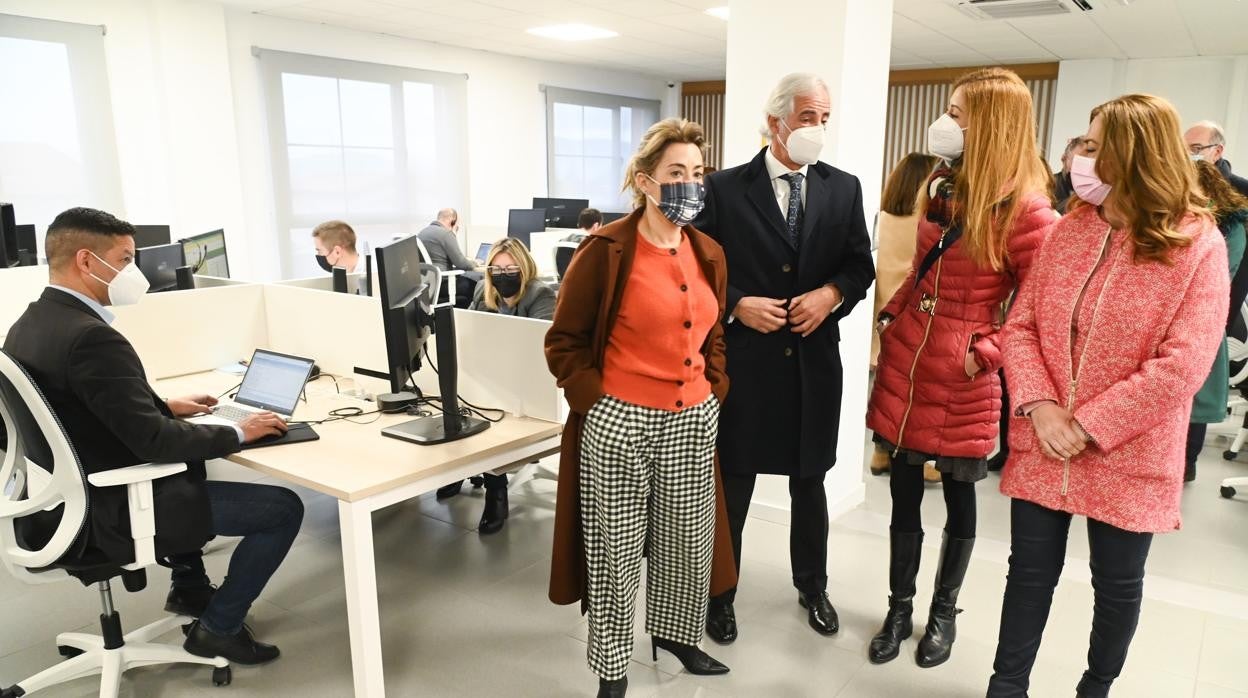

{"left": 375, "top": 234, "right": 438, "bottom": 395}
{"left": 133, "top": 224, "right": 172, "bottom": 249}
{"left": 507, "top": 209, "right": 546, "bottom": 248}
{"left": 135, "top": 242, "right": 185, "bottom": 292}
{"left": 181, "top": 229, "right": 230, "bottom": 278}
{"left": 532, "top": 197, "right": 589, "bottom": 229}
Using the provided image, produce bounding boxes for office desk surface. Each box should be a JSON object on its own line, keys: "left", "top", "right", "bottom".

{"left": 153, "top": 372, "right": 562, "bottom": 503}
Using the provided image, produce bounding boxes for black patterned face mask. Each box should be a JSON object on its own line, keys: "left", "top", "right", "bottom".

{"left": 644, "top": 175, "right": 705, "bottom": 226}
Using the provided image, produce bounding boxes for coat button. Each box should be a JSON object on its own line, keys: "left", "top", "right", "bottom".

{"left": 669, "top": 249, "right": 677, "bottom": 256}
{"left": 677, "top": 380, "right": 685, "bottom": 386}
{"left": 782, "top": 264, "right": 792, "bottom": 273}
{"left": 676, "top": 400, "right": 684, "bottom": 408}
{"left": 680, "top": 284, "right": 688, "bottom": 292}
{"left": 683, "top": 321, "right": 692, "bottom": 329}
{"left": 784, "top": 347, "right": 793, "bottom": 357}
{"left": 684, "top": 358, "right": 693, "bottom": 366}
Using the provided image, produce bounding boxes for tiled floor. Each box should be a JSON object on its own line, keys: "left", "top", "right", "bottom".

{"left": 2, "top": 438, "right": 1247, "bottom": 697}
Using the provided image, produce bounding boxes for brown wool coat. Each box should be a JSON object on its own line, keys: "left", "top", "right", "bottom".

{"left": 544, "top": 208, "right": 738, "bottom": 609}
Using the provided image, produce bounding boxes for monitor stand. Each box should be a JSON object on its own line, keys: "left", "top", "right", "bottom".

{"left": 381, "top": 412, "right": 489, "bottom": 445}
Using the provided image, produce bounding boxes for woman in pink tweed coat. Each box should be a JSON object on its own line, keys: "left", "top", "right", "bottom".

{"left": 986, "top": 94, "right": 1229, "bottom": 698}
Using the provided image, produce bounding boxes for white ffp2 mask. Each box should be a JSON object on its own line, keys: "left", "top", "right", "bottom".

{"left": 927, "top": 113, "right": 966, "bottom": 162}
{"left": 89, "top": 253, "right": 150, "bottom": 306}
{"left": 781, "top": 122, "right": 826, "bottom": 166}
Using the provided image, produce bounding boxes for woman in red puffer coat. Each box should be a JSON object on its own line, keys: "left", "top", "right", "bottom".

{"left": 864, "top": 67, "right": 1056, "bottom": 669}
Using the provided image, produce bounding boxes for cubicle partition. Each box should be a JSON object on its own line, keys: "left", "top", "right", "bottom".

{"left": 0, "top": 265, "right": 49, "bottom": 338}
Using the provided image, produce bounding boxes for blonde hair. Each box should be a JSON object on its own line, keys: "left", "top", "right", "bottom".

{"left": 482, "top": 237, "right": 538, "bottom": 310}
{"left": 622, "top": 118, "right": 708, "bottom": 209}
{"left": 945, "top": 67, "right": 1050, "bottom": 271}
{"left": 311, "top": 220, "right": 357, "bottom": 254}
{"left": 1072, "top": 94, "right": 1211, "bottom": 264}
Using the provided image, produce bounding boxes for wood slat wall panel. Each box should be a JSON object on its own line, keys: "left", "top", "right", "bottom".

{"left": 681, "top": 89, "right": 725, "bottom": 171}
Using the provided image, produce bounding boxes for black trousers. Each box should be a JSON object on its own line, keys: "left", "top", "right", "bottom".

{"left": 987, "top": 499, "right": 1153, "bottom": 698}
{"left": 715, "top": 471, "right": 828, "bottom": 603}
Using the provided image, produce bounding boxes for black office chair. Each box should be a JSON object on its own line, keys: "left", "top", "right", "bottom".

{"left": 554, "top": 242, "right": 580, "bottom": 281}
{"left": 0, "top": 350, "right": 229, "bottom": 697}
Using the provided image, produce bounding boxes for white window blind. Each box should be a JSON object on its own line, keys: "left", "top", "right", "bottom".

{"left": 0, "top": 14, "right": 122, "bottom": 257}
{"left": 544, "top": 86, "right": 659, "bottom": 213}
{"left": 257, "top": 48, "right": 468, "bottom": 278}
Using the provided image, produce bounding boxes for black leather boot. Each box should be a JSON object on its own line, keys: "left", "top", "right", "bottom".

{"left": 916, "top": 533, "right": 975, "bottom": 668}
{"left": 436, "top": 480, "right": 463, "bottom": 499}
{"left": 651, "top": 637, "right": 729, "bottom": 675}
{"left": 597, "top": 676, "right": 627, "bottom": 697}
{"left": 705, "top": 597, "right": 737, "bottom": 644}
{"left": 869, "top": 530, "right": 923, "bottom": 664}
{"left": 798, "top": 591, "right": 839, "bottom": 635}
{"left": 478, "top": 474, "right": 508, "bottom": 535}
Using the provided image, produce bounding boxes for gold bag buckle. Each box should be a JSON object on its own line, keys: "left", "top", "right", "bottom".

{"left": 917, "top": 293, "right": 937, "bottom": 315}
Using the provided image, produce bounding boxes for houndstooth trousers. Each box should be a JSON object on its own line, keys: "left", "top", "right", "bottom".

{"left": 579, "top": 394, "right": 719, "bottom": 680}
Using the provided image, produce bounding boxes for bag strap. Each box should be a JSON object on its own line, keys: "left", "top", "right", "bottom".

{"left": 914, "top": 223, "right": 963, "bottom": 289}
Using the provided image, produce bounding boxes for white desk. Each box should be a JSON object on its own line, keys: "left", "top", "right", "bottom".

{"left": 156, "top": 371, "right": 561, "bottom": 697}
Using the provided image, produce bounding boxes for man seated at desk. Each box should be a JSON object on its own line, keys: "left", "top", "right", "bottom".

{"left": 562, "top": 207, "right": 602, "bottom": 244}
{"left": 3, "top": 207, "right": 305, "bottom": 666}
{"left": 311, "top": 219, "right": 364, "bottom": 274}
{"left": 417, "top": 207, "right": 481, "bottom": 307}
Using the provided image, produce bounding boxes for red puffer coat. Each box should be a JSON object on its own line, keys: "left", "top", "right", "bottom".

{"left": 867, "top": 192, "right": 1055, "bottom": 458}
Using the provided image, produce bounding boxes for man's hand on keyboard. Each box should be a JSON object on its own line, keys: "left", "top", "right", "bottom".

{"left": 239, "top": 412, "right": 289, "bottom": 443}
{"left": 167, "top": 394, "right": 219, "bottom": 417}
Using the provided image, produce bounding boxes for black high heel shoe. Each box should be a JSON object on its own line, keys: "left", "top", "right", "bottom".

{"left": 651, "top": 636, "right": 729, "bottom": 675}
{"left": 597, "top": 676, "right": 627, "bottom": 697}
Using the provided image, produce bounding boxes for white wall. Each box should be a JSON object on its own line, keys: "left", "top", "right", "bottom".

{"left": 1049, "top": 55, "right": 1248, "bottom": 171}
{"left": 0, "top": 0, "right": 674, "bottom": 279}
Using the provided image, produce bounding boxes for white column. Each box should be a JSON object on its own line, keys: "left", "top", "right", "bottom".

{"left": 723, "top": 0, "right": 894, "bottom": 520}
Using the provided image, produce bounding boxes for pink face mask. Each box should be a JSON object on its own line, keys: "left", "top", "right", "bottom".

{"left": 1070, "top": 154, "right": 1112, "bottom": 206}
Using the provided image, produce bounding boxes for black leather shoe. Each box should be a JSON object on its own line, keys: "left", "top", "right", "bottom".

{"left": 916, "top": 533, "right": 975, "bottom": 668}
{"left": 478, "top": 474, "right": 508, "bottom": 535}
{"left": 165, "top": 584, "right": 216, "bottom": 618}
{"left": 705, "top": 598, "right": 737, "bottom": 644}
{"left": 184, "top": 620, "right": 280, "bottom": 665}
{"left": 597, "top": 676, "right": 627, "bottom": 697}
{"left": 652, "top": 636, "right": 729, "bottom": 675}
{"left": 798, "top": 591, "right": 840, "bottom": 635}
{"left": 436, "top": 480, "right": 464, "bottom": 500}
{"left": 870, "top": 530, "right": 923, "bottom": 664}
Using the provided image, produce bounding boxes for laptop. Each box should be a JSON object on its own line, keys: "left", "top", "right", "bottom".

{"left": 189, "top": 349, "right": 320, "bottom": 449}
{"left": 474, "top": 242, "right": 492, "bottom": 264}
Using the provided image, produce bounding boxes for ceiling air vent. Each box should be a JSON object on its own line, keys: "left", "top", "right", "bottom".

{"left": 954, "top": 0, "right": 1094, "bottom": 21}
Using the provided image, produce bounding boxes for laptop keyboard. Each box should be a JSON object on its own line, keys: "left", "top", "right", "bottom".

{"left": 212, "top": 405, "right": 256, "bottom": 423}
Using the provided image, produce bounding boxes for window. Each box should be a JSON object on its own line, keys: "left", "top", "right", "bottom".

{"left": 544, "top": 87, "right": 660, "bottom": 213}
{"left": 0, "top": 14, "right": 123, "bottom": 257}
{"left": 258, "top": 49, "right": 467, "bottom": 278}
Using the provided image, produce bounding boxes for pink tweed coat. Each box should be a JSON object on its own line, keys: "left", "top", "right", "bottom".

{"left": 1000, "top": 205, "right": 1229, "bottom": 533}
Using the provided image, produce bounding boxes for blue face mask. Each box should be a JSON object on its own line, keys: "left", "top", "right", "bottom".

{"left": 644, "top": 174, "right": 705, "bottom": 226}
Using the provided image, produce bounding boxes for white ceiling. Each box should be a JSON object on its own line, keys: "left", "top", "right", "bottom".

{"left": 216, "top": 0, "right": 1248, "bottom": 80}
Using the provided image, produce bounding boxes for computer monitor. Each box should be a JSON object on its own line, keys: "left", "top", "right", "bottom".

{"left": 135, "top": 243, "right": 185, "bottom": 293}
{"left": 601, "top": 211, "right": 628, "bottom": 224}
{"left": 474, "top": 242, "right": 492, "bottom": 264}
{"left": 507, "top": 209, "right": 546, "bottom": 248}
{"left": 0, "top": 203, "right": 17, "bottom": 269}
{"left": 375, "top": 234, "right": 436, "bottom": 402}
{"left": 133, "top": 225, "right": 172, "bottom": 248}
{"left": 532, "top": 197, "right": 589, "bottom": 229}
{"left": 180, "top": 229, "right": 230, "bottom": 278}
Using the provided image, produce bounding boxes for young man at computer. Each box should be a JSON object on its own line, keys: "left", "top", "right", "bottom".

{"left": 311, "top": 219, "right": 364, "bottom": 274}
{"left": 562, "top": 208, "right": 602, "bottom": 244}
{"left": 3, "top": 207, "right": 304, "bottom": 666}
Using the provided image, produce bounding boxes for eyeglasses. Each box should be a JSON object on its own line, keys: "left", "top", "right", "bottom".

{"left": 487, "top": 265, "right": 521, "bottom": 276}
{"left": 1189, "top": 143, "right": 1219, "bottom": 155}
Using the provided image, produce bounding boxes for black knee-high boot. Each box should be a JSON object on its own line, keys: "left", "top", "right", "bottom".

{"left": 479, "top": 474, "right": 508, "bottom": 534}
{"left": 916, "top": 532, "right": 975, "bottom": 668}
{"left": 869, "top": 530, "right": 923, "bottom": 664}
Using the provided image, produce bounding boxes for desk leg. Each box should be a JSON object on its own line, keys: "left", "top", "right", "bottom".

{"left": 340, "top": 500, "right": 385, "bottom": 697}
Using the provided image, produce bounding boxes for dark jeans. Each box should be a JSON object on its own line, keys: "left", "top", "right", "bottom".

{"left": 168, "top": 481, "right": 304, "bottom": 636}
{"left": 888, "top": 452, "right": 977, "bottom": 538}
{"left": 1185, "top": 422, "right": 1206, "bottom": 472}
{"left": 715, "top": 471, "right": 828, "bottom": 603}
{"left": 987, "top": 499, "right": 1152, "bottom": 698}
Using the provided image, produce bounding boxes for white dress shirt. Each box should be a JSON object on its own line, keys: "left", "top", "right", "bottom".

{"left": 765, "top": 147, "right": 809, "bottom": 216}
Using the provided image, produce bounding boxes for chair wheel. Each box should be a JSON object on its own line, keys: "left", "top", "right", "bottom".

{"left": 1223, "top": 450, "right": 1238, "bottom": 461}
{"left": 1221, "top": 485, "right": 1237, "bottom": 499}
{"left": 212, "top": 666, "right": 232, "bottom": 687}
{"left": 2, "top": 684, "right": 27, "bottom": 697}
{"left": 57, "top": 645, "right": 83, "bottom": 658}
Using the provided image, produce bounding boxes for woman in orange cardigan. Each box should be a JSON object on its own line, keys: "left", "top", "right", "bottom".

{"left": 545, "top": 119, "right": 734, "bottom": 698}
{"left": 987, "top": 94, "right": 1229, "bottom": 697}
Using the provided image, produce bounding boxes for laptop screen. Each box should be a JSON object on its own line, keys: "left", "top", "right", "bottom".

{"left": 234, "top": 350, "right": 316, "bottom": 415}
{"left": 475, "top": 242, "right": 492, "bottom": 263}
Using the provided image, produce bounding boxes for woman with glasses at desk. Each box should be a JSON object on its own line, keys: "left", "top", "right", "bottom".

{"left": 435, "top": 237, "right": 556, "bottom": 533}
